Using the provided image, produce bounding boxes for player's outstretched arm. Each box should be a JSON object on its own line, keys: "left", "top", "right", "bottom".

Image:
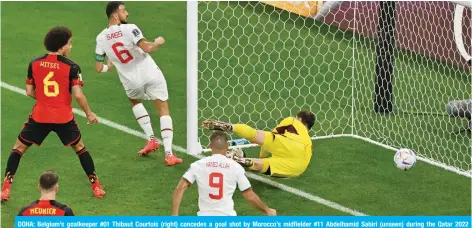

{"left": 137, "top": 37, "right": 165, "bottom": 53}
{"left": 172, "top": 179, "right": 190, "bottom": 216}
{"left": 242, "top": 189, "right": 276, "bottom": 216}
{"left": 25, "top": 84, "right": 36, "bottom": 99}
{"left": 72, "top": 85, "right": 98, "bottom": 125}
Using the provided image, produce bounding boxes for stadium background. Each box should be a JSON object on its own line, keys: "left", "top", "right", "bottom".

{"left": 0, "top": 1, "right": 470, "bottom": 226}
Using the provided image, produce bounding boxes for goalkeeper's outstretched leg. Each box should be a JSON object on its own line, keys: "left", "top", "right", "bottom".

{"left": 202, "top": 110, "right": 316, "bottom": 178}
{"left": 201, "top": 120, "right": 274, "bottom": 173}
{"left": 201, "top": 120, "right": 271, "bottom": 146}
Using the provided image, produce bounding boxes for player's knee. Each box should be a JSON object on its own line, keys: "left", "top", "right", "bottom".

{"left": 71, "top": 140, "right": 85, "bottom": 152}
{"left": 154, "top": 100, "right": 170, "bottom": 116}
{"left": 129, "top": 99, "right": 142, "bottom": 106}
{"left": 13, "top": 140, "right": 29, "bottom": 153}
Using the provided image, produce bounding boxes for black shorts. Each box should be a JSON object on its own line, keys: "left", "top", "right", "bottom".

{"left": 18, "top": 118, "right": 81, "bottom": 147}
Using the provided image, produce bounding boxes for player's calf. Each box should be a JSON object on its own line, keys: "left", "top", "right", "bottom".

{"left": 2, "top": 141, "right": 30, "bottom": 201}
{"left": 132, "top": 102, "right": 158, "bottom": 142}
{"left": 2, "top": 150, "right": 24, "bottom": 201}
{"left": 152, "top": 99, "right": 183, "bottom": 163}
{"left": 72, "top": 143, "right": 105, "bottom": 198}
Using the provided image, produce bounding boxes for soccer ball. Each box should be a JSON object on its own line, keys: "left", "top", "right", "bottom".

{"left": 394, "top": 148, "right": 417, "bottom": 171}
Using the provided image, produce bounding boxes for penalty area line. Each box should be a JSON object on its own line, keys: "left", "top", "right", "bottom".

{"left": 1, "top": 81, "right": 367, "bottom": 216}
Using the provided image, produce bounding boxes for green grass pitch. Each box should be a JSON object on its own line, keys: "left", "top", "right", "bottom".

{"left": 1, "top": 2, "right": 470, "bottom": 227}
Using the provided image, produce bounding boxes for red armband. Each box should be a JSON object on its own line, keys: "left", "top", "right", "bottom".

{"left": 26, "top": 78, "right": 34, "bottom": 85}
{"left": 71, "top": 79, "right": 84, "bottom": 87}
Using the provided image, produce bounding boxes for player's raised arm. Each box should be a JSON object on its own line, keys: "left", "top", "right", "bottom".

{"left": 127, "top": 24, "right": 165, "bottom": 53}
{"left": 137, "top": 37, "right": 165, "bottom": 53}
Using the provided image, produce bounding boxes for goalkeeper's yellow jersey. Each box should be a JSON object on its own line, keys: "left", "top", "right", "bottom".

{"left": 271, "top": 117, "right": 312, "bottom": 161}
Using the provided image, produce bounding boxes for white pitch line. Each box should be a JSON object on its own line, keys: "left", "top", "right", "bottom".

{"left": 1, "top": 81, "right": 367, "bottom": 216}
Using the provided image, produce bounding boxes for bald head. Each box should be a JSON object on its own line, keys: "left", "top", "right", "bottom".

{"left": 210, "top": 131, "right": 229, "bottom": 153}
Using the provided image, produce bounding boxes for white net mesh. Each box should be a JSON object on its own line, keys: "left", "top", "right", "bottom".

{"left": 197, "top": 1, "right": 472, "bottom": 174}
{"left": 198, "top": 1, "right": 354, "bottom": 144}
{"left": 353, "top": 2, "right": 471, "bottom": 173}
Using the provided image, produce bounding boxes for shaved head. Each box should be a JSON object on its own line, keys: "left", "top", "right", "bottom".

{"left": 210, "top": 131, "right": 229, "bottom": 152}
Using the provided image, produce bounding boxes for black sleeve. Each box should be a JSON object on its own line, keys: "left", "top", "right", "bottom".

{"left": 64, "top": 206, "right": 74, "bottom": 216}
{"left": 69, "top": 64, "right": 81, "bottom": 80}
{"left": 17, "top": 206, "right": 28, "bottom": 216}
{"left": 27, "top": 62, "right": 33, "bottom": 79}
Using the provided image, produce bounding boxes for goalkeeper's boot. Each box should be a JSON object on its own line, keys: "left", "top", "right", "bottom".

{"left": 201, "top": 120, "right": 233, "bottom": 132}
{"left": 89, "top": 174, "right": 105, "bottom": 198}
{"left": 138, "top": 138, "right": 160, "bottom": 155}
{"left": 1, "top": 174, "right": 13, "bottom": 202}
{"left": 165, "top": 154, "right": 183, "bottom": 166}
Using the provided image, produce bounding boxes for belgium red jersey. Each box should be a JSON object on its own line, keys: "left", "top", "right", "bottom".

{"left": 17, "top": 200, "right": 74, "bottom": 216}
{"left": 26, "top": 54, "right": 83, "bottom": 124}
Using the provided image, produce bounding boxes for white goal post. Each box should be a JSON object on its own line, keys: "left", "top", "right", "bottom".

{"left": 187, "top": 1, "right": 472, "bottom": 178}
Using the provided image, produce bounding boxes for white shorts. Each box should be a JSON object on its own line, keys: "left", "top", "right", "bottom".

{"left": 125, "top": 71, "right": 168, "bottom": 101}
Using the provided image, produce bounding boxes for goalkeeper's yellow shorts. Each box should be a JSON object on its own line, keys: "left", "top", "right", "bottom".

{"left": 259, "top": 132, "right": 309, "bottom": 178}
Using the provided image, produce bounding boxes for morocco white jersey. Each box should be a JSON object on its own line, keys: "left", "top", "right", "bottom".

{"left": 182, "top": 154, "right": 252, "bottom": 216}
{"left": 95, "top": 24, "right": 158, "bottom": 89}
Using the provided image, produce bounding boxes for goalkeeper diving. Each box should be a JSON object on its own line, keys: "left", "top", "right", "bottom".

{"left": 202, "top": 111, "right": 315, "bottom": 178}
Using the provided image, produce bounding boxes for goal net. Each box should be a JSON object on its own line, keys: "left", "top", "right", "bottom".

{"left": 188, "top": 1, "right": 472, "bottom": 177}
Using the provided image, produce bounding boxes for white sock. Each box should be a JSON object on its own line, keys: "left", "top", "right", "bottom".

{"left": 132, "top": 103, "right": 155, "bottom": 140}
{"left": 160, "top": 115, "right": 173, "bottom": 155}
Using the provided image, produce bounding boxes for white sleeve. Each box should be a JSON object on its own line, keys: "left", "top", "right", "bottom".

{"left": 95, "top": 38, "right": 106, "bottom": 62}
{"left": 128, "top": 24, "right": 145, "bottom": 45}
{"left": 182, "top": 163, "right": 197, "bottom": 184}
{"left": 237, "top": 168, "right": 251, "bottom": 192}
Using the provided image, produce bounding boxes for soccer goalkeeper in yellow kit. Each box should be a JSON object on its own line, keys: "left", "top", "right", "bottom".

{"left": 202, "top": 111, "right": 315, "bottom": 178}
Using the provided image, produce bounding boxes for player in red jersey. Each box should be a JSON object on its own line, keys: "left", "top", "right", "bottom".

{"left": 18, "top": 170, "right": 74, "bottom": 216}
{"left": 1, "top": 26, "right": 105, "bottom": 201}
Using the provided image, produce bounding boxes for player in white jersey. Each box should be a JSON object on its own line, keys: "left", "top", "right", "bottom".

{"left": 172, "top": 131, "right": 276, "bottom": 216}
{"left": 94, "top": 1, "right": 182, "bottom": 166}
